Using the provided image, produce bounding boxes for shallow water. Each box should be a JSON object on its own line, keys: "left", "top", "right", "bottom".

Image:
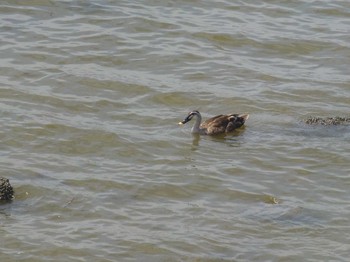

{"left": 1, "top": 0, "right": 350, "bottom": 261}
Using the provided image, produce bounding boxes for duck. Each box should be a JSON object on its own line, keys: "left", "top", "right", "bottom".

{"left": 178, "top": 110, "right": 249, "bottom": 135}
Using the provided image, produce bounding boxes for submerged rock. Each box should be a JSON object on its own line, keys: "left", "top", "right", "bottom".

{"left": 304, "top": 116, "right": 350, "bottom": 126}
{"left": 0, "top": 177, "right": 14, "bottom": 201}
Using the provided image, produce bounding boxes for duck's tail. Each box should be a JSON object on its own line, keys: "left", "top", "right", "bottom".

{"left": 239, "top": 114, "right": 249, "bottom": 122}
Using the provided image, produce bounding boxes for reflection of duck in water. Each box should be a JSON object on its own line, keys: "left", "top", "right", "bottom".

{"left": 178, "top": 110, "right": 249, "bottom": 135}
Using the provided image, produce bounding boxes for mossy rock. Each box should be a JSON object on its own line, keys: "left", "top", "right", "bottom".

{"left": 304, "top": 116, "right": 350, "bottom": 126}
{"left": 0, "top": 177, "right": 14, "bottom": 201}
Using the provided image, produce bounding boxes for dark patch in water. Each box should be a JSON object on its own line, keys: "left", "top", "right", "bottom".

{"left": 304, "top": 116, "right": 350, "bottom": 126}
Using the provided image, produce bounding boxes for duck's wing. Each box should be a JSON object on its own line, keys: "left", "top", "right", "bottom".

{"left": 225, "top": 114, "right": 249, "bottom": 133}
{"left": 201, "top": 114, "right": 249, "bottom": 135}
{"left": 200, "top": 114, "right": 225, "bottom": 129}
{"left": 201, "top": 114, "right": 231, "bottom": 135}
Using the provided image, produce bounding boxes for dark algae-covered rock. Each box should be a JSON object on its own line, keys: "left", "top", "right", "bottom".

{"left": 304, "top": 116, "right": 350, "bottom": 126}
{"left": 0, "top": 177, "right": 14, "bottom": 201}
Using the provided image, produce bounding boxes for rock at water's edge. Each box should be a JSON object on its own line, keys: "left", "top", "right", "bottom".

{"left": 0, "top": 177, "right": 14, "bottom": 201}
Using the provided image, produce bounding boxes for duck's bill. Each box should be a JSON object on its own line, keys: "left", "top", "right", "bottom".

{"left": 178, "top": 118, "right": 189, "bottom": 125}
{"left": 178, "top": 115, "right": 192, "bottom": 125}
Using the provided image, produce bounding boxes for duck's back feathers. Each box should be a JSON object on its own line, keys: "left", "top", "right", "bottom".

{"left": 201, "top": 114, "right": 249, "bottom": 135}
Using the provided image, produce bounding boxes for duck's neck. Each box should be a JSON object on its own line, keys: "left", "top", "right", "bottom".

{"left": 191, "top": 113, "right": 202, "bottom": 134}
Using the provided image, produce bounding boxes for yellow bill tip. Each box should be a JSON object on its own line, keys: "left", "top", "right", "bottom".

{"left": 178, "top": 122, "right": 183, "bottom": 125}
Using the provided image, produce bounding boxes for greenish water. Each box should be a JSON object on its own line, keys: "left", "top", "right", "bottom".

{"left": 1, "top": 1, "right": 350, "bottom": 261}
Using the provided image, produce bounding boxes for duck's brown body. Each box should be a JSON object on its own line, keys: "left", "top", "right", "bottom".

{"left": 179, "top": 111, "right": 249, "bottom": 135}
{"left": 200, "top": 114, "right": 248, "bottom": 135}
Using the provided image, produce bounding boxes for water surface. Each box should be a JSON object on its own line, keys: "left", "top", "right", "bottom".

{"left": 1, "top": 0, "right": 350, "bottom": 261}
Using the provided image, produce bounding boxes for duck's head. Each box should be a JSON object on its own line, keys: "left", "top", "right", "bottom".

{"left": 178, "top": 110, "right": 200, "bottom": 125}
